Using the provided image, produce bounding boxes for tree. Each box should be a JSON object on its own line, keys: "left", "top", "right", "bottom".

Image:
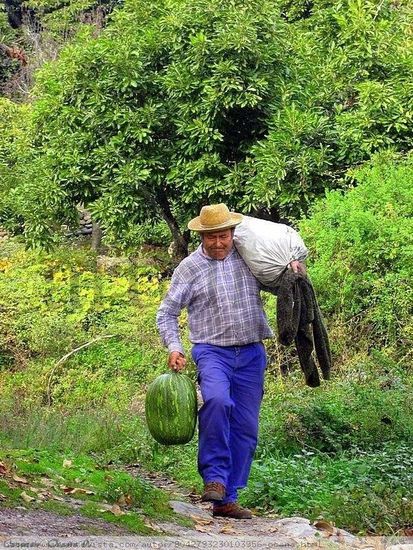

{"left": 24, "top": 0, "right": 291, "bottom": 256}
{"left": 0, "top": 4, "right": 22, "bottom": 90}
{"left": 11, "top": 0, "right": 413, "bottom": 254}
{"left": 243, "top": 0, "right": 413, "bottom": 217}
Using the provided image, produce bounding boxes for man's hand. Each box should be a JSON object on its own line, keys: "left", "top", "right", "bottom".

{"left": 290, "top": 260, "right": 307, "bottom": 277}
{"left": 168, "top": 351, "right": 186, "bottom": 372}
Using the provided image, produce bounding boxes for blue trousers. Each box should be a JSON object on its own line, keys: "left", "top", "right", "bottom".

{"left": 191, "top": 342, "right": 266, "bottom": 505}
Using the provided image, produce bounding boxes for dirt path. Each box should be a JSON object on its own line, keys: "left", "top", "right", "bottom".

{"left": 0, "top": 466, "right": 403, "bottom": 549}
{"left": 0, "top": 506, "right": 363, "bottom": 548}
{"left": 0, "top": 508, "right": 131, "bottom": 536}
{"left": 121, "top": 466, "right": 368, "bottom": 547}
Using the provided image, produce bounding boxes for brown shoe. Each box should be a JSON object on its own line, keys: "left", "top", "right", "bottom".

{"left": 213, "top": 502, "right": 253, "bottom": 519}
{"left": 201, "top": 481, "right": 226, "bottom": 502}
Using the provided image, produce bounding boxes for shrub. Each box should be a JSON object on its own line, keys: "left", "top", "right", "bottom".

{"left": 300, "top": 153, "right": 413, "bottom": 358}
{"left": 259, "top": 369, "right": 413, "bottom": 456}
{"left": 243, "top": 443, "right": 413, "bottom": 534}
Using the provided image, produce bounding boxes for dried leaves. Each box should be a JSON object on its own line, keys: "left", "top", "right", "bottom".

{"left": 61, "top": 486, "right": 95, "bottom": 495}
{"left": 314, "top": 519, "right": 335, "bottom": 535}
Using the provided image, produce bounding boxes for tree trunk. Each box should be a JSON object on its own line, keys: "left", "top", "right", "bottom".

{"left": 156, "top": 189, "right": 189, "bottom": 259}
{"left": 91, "top": 220, "right": 103, "bottom": 252}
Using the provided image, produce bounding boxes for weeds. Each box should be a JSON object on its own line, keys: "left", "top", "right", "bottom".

{"left": 0, "top": 447, "right": 181, "bottom": 533}
{"left": 0, "top": 238, "right": 412, "bottom": 535}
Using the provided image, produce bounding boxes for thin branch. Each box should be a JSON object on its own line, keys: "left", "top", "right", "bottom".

{"left": 46, "top": 334, "right": 116, "bottom": 406}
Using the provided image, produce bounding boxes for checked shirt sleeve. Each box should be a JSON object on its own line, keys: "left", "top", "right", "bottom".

{"left": 156, "top": 268, "right": 192, "bottom": 356}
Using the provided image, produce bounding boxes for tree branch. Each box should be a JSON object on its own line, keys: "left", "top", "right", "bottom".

{"left": 46, "top": 334, "right": 116, "bottom": 406}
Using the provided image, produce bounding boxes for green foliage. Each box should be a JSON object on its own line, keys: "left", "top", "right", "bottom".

{"left": 259, "top": 369, "right": 413, "bottom": 455}
{"left": 300, "top": 153, "right": 413, "bottom": 355}
{"left": 0, "top": 447, "right": 178, "bottom": 531}
{"left": 120, "top": 221, "right": 170, "bottom": 248}
{"left": 0, "top": 239, "right": 167, "bottom": 397}
{"left": 9, "top": 0, "right": 411, "bottom": 248}
{"left": 0, "top": 5, "right": 18, "bottom": 43}
{"left": 24, "top": 0, "right": 113, "bottom": 39}
{"left": 0, "top": 6, "right": 21, "bottom": 88}
{"left": 0, "top": 99, "right": 32, "bottom": 231}
{"left": 243, "top": 443, "right": 413, "bottom": 534}
{"left": 245, "top": 0, "right": 413, "bottom": 215}
{"left": 22, "top": 0, "right": 289, "bottom": 246}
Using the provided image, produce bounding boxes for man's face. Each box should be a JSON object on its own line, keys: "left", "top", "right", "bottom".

{"left": 201, "top": 228, "right": 234, "bottom": 260}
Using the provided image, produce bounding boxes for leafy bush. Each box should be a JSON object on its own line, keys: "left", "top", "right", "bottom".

{"left": 0, "top": 99, "right": 31, "bottom": 231}
{"left": 300, "top": 153, "right": 413, "bottom": 357}
{"left": 243, "top": 443, "right": 413, "bottom": 534}
{"left": 0, "top": 8, "right": 21, "bottom": 89}
{"left": 259, "top": 369, "right": 413, "bottom": 455}
{"left": 6, "top": 0, "right": 411, "bottom": 250}
{"left": 0, "top": 239, "right": 175, "bottom": 411}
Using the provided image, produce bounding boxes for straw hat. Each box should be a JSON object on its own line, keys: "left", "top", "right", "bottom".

{"left": 188, "top": 203, "right": 243, "bottom": 232}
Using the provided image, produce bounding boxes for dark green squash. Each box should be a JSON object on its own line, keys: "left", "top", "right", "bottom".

{"left": 145, "top": 372, "right": 197, "bottom": 445}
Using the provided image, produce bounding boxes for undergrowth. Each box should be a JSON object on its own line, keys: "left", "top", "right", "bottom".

{"left": 0, "top": 233, "right": 412, "bottom": 535}
{"left": 0, "top": 447, "right": 185, "bottom": 533}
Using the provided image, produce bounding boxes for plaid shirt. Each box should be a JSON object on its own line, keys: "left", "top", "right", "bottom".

{"left": 156, "top": 245, "right": 273, "bottom": 355}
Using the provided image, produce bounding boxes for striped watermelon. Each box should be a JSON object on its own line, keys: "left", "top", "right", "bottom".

{"left": 145, "top": 372, "right": 198, "bottom": 445}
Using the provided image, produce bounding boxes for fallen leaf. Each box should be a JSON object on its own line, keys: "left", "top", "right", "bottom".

{"left": 404, "top": 528, "right": 413, "bottom": 536}
{"left": 30, "top": 487, "right": 51, "bottom": 500}
{"left": 0, "top": 493, "right": 7, "bottom": 501}
{"left": 110, "top": 504, "right": 125, "bottom": 516}
{"left": 62, "top": 459, "right": 72, "bottom": 468}
{"left": 314, "top": 520, "right": 335, "bottom": 534}
{"left": 28, "top": 487, "right": 45, "bottom": 494}
{"left": 53, "top": 496, "right": 65, "bottom": 502}
{"left": 219, "top": 525, "right": 238, "bottom": 535}
{"left": 336, "top": 531, "right": 346, "bottom": 544}
{"left": 75, "top": 488, "right": 94, "bottom": 495}
{"left": 144, "top": 519, "right": 160, "bottom": 531}
{"left": 20, "top": 491, "right": 36, "bottom": 503}
{"left": 0, "top": 463, "right": 8, "bottom": 476}
{"left": 117, "top": 494, "right": 133, "bottom": 506}
{"left": 12, "top": 474, "right": 28, "bottom": 484}
{"left": 40, "top": 477, "right": 54, "bottom": 487}
{"left": 190, "top": 515, "right": 213, "bottom": 525}
{"left": 62, "top": 486, "right": 94, "bottom": 495}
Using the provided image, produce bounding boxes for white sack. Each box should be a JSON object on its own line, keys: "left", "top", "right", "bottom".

{"left": 233, "top": 216, "right": 308, "bottom": 288}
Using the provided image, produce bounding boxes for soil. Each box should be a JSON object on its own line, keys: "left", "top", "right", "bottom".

{"left": 0, "top": 508, "right": 130, "bottom": 536}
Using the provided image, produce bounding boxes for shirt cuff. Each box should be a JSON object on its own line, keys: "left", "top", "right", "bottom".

{"left": 168, "top": 342, "right": 185, "bottom": 355}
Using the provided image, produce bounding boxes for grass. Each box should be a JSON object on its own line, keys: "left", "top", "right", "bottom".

{"left": 1, "top": 356, "right": 413, "bottom": 535}
{"left": 0, "top": 237, "right": 412, "bottom": 536}
{"left": 1, "top": 368, "right": 413, "bottom": 535}
{"left": 0, "top": 447, "right": 188, "bottom": 534}
{"left": 242, "top": 444, "right": 413, "bottom": 535}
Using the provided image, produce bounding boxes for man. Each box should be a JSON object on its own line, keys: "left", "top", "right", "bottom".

{"left": 156, "top": 203, "right": 303, "bottom": 519}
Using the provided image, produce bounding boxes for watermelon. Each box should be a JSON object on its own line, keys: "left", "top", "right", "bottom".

{"left": 145, "top": 372, "right": 198, "bottom": 445}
